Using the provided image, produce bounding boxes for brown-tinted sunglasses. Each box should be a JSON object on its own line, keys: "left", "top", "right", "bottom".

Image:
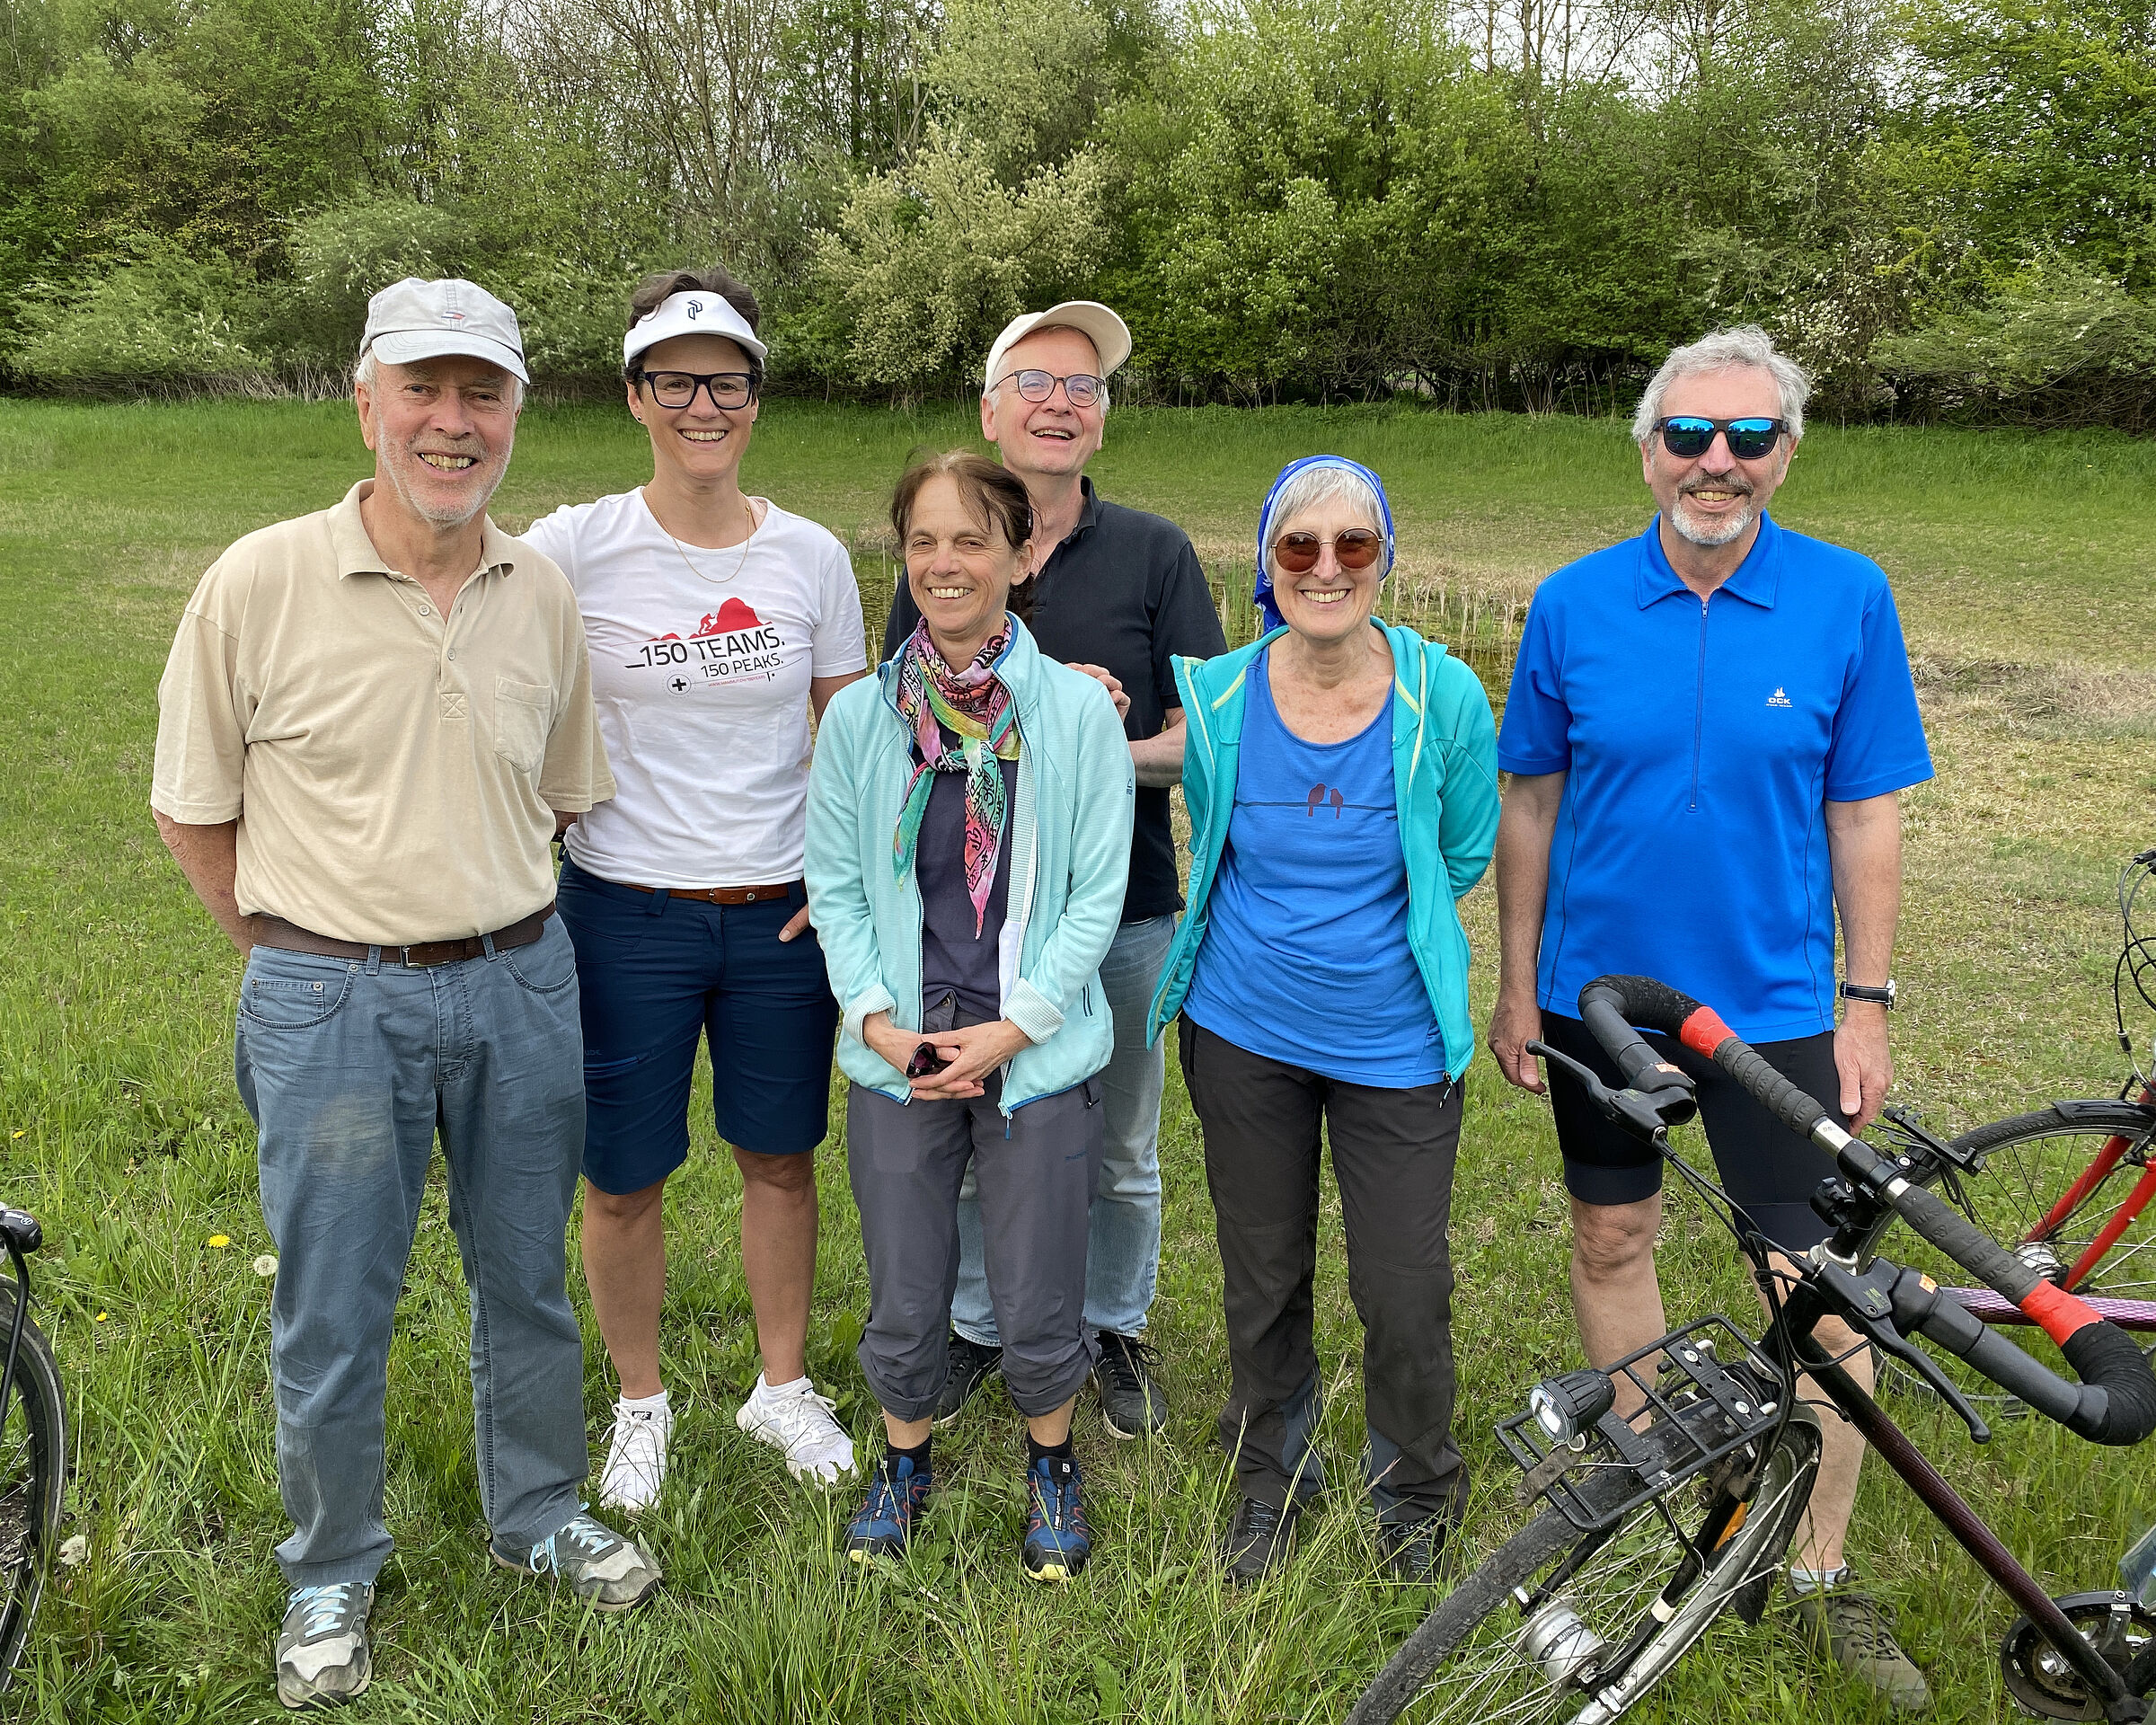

{"left": 1271, "top": 528, "right": 1386, "bottom": 574}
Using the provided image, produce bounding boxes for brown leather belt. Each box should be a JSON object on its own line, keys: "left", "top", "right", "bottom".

{"left": 245, "top": 905, "right": 555, "bottom": 968}
{"left": 615, "top": 880, "right": 800, "bottom": 906}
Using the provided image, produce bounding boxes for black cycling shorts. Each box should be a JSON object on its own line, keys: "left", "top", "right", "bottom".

{"left": 1542, "top": 1010, "right": 1849, "bottom": 1253}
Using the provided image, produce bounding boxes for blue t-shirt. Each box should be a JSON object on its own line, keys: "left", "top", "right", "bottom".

{"left": 1183, "top": 650, "right": 1445, "bottom": 1086}
{"left": 1497, "top": 513, "right": 1933, "bottom": 1041}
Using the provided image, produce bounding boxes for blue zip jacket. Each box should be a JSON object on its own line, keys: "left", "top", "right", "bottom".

{"left": 1147, "top": 621, "right": 1501, "bottom": 1080}
{"left": 806, "top": 615, "right": 1135, "bottom": 1111}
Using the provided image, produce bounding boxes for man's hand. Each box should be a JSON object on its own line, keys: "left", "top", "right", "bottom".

{"left": 1833, "top": 1004, "right": 1892, "bottom": 1132}
{"left": 779, "top": 905, "right": 813, "bottom": 942}
{"left": 908, "top": 1020, "right": 1032, "bottom": 1100}
{"left": 1066, "top": 662, "right": 1130, "bottom": 721}
{"left": 1489, "top": 990, "right": 1546, "bottom": 1093}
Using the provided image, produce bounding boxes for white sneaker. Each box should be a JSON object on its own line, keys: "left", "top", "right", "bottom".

{"left": 597, "top": 1397, "right": 673, "bottom": 1514}
{"left": 735, "top": 1375, "right": 858, "bottom": 1486}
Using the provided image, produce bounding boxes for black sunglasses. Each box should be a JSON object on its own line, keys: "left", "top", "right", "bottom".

{"left": 637, "top": 369, "right": 758, "bottom": 411}
{"left": 1654, "top": 416, "right": 1787, "bottom": 460}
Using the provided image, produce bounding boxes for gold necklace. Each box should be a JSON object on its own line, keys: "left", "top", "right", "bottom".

{"left": 655, "top": 497, "right": 757, "bottom": 586}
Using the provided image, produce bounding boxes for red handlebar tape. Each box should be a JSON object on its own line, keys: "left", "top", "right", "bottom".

{"left": 2021, "top": 1278, "right": 2106, "bottom": 1348}
{"left": 1675, "top": 1001, "right": 2108, "bottom": 1346}
{"left": 1678, "top": 1007, "right": 1736, "bottom": 1061}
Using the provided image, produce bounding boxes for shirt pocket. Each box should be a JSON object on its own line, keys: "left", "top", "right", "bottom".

{"left": 494, "top": 677, "right": 551, "bottom": 774}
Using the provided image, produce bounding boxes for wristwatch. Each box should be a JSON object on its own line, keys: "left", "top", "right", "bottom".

{"left": 1840, "top": 979, "right": 1897, "bottom": 1010}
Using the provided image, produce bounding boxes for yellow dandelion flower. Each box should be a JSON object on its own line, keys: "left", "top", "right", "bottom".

{"left": 208, "top": 1234, "right": 231, "bottom": 1249}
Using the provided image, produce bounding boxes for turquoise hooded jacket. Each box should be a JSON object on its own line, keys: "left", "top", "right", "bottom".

{"left": 1146, "top": 620, "right": 1501, "bottom": 1080}
{"left": 806, "top": 615, "right": 1135, "bottom": 1112}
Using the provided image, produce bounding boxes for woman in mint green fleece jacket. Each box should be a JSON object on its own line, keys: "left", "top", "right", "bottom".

{"left": 805, "top": 452, "right": 1132, "bottom": 1584}
{"left": 1145, "top": 456, "right": 1498, "bottom": 1588}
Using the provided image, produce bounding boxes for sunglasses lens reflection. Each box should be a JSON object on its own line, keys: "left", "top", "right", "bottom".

{"left": 1660, "top": 417, "right": 1780, "bottom": 459}
{"left": 1272, "top": 530, "right": 1383, "bottom": 575}
{"left": 1335, "top": 530, "right": 1383, "bottom": 570}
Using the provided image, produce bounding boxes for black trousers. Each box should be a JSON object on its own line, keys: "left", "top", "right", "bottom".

{"left": 1179, "top": 1019, "right": 1468, "bottom": 1522}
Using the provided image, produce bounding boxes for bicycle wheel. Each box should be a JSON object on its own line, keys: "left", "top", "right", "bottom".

{"left": 1350, "top": 1401, "right": 1822, "bottom": 1725}
{"left": 1950, "top": 1103, "right": 2156, "bottom": 1302}
{"left": 0, "top": 1281, "right": 65, "bottom": 1685}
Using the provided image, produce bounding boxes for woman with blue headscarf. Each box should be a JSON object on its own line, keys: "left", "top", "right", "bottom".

{"left": 1145, "top": 456, "right": 1500, "bottom": 1585}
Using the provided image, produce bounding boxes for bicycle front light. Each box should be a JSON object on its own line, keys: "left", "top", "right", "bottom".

{"left": 1528, "top": 1369, "right": 1617, "bottom": 1445}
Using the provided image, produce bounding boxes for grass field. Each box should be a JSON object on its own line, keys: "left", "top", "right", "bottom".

{"left": 2, "top": 395, "right": 2154, "bottom": 1723}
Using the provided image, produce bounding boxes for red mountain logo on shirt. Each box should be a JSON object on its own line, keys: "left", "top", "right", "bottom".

{"left": 693, "top": 598, "right": 763, "bottom": 638}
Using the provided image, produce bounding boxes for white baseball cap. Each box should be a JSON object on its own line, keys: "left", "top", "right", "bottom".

{"left": 623, "top": 290, "right": 769, "bottom": 369}
{"left": 982, "top": 301, "right": 1132, "bottom": 394}
{"left": 361, "top": 278, "right": 529, "bottom": 384}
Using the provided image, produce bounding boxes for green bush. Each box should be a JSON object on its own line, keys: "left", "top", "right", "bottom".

{"left": 1874, "top": 261, "right": 2156, "bottom": 429}
{"left": 6, "top": 246, "right": 272, "bottom": 386}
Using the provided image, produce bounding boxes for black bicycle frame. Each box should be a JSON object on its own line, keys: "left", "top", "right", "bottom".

{"left": 1770, "top": 1277, "right": 2143, "bottom": 1719}
{"left": 0, "top": 1233, "right": 28, "bottom": 1450}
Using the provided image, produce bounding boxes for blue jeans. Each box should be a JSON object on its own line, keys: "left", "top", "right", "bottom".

{"left": 234, "top": 919, "right": 589, "bottom": 1587}
{"left": 952, "top": 914, "right": 1175, "bottom": 1344}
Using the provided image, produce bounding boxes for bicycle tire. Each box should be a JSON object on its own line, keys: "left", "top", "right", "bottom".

{"left": 0, "top": 1280, "right": 65, "bottom": 1686}
{"left": 1948, "top": 1104, "right": 2156, "bottom": 1303}
{"left": 1349, "top": 1400, "right": 1821, "bottom": 1725}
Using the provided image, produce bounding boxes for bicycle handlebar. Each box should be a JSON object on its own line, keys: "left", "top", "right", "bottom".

{"left": 1574, "top": 975, "right": 2156, "bottom": 1446}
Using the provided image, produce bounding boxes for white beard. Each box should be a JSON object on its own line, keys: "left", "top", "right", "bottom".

{"left": 1670, "top": 491, "right": 1756, "bottom": 547}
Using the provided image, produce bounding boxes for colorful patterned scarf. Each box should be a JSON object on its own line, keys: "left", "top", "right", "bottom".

{"left": 891, "top": 621, "right": 1021, "bottom": 936}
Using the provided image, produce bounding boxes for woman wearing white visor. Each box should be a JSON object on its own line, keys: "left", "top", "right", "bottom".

{"left": 521, "top": 268, "right": 870, "bottom": 1510}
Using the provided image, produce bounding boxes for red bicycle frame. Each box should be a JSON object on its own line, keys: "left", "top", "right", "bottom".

{"left": 2024, "top": 1081, "right": 2156, "bottom": 1293}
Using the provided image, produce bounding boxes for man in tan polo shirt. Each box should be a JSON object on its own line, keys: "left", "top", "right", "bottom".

{"left": 152, "top": 278, "right": 658, "bottom": 1713}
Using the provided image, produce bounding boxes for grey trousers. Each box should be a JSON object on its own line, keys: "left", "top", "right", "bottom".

{"left": 1180, "top": 1017, "right": 1468, "bottom": 1525}
{"left": 845, "top": 1073, "right": 1105, "bottom": 1421}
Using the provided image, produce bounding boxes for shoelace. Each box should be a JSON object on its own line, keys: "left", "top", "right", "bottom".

{"left": 861, "top": 1464, "right": 914, "bottom": 1526}
{"left": 290, "top": 1582, "right": 366, "bottom": 1641}
{"left": 1029, "top": 1463, "right": 1085, "bottom": 1537}
{"left": 1234, "top": 1498, "right": 1286, "bottom": 1543}
{"left": 756, "top": 1384, "right": 845, "bottom": 1453}
{"left": 529, "top": 1510, "right": 614, "bottom": 1576}
{"left": 1096, "top": 1335, "right": 1162, "bottom": 1402}
{"left": 1818, "top": 1592, "right": 1899, "bottom": 1660}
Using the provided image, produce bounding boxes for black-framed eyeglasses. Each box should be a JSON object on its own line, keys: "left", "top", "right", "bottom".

{"left": 1654, "top": 416, "right": 1787, "bottom": 460}
{"left": 995, "top": 368, "right": 1105, "bottom": 408}
{"left": 637, "top": 369, "right": 758, "bottom": 411}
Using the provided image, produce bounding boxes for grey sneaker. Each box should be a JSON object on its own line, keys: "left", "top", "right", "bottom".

{"left": 491, "top": 1510, "right": 663, "bottom": 1612}
{"left": 275, "top": 1581, "right": 373, "bottom": 1711}
{"left": 1790, "top": 1586, "right": 1932, "bottom": 1713}
{"left": 1091, "top": 1331, "right": 1168, "bottom": 1438}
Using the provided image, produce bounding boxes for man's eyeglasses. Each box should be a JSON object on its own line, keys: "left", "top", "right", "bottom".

{"left": 637, "top": 369, "right": 758, "bottom": 411}
{"left": 1270, "top": 528, "right": 1386, "bottom": 574}
{"left": 996, "top": 369, "right": 1105, "bottom": 408}
{"left": 1654, "top": 416, "right": 1787, "bottom": 461}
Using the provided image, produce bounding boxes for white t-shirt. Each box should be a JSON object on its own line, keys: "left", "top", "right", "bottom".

{"left": 521, "top": 490, "right": 868, "bottom": 887}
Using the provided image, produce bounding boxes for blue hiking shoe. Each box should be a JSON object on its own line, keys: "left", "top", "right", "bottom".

{"left": 1021, "top": 1453, "right": 1092, "bottom": 1581}
{"left": 845, "top": 1452, "right": 931, "bottom": 1564}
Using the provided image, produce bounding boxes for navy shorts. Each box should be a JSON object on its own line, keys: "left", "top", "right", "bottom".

{"left": 557, "top": 855, "right": 841, "bottom": 1192}
{"left": 1542, "top": 1010, "right": 1848, "bottom": 1252}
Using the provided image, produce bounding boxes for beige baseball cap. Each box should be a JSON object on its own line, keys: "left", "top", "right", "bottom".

{"left": 361, "top": 278, "right": 529, "bottom": 383}
{"left": 981, "top": 301, "right": 1132, "bottom": 394}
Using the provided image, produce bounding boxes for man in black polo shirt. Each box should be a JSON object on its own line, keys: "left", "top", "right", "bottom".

{"left": 883, "top": 300, "right": 1226, "bottom": 1437}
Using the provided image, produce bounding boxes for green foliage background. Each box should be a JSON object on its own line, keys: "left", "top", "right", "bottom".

{"left": 1, "top": 0, "right": 2153, "bottom": 420}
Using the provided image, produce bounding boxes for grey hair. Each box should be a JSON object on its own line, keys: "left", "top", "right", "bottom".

{"left": 1263, "top": 463, "right": 1387, "bottom": 579}
{"left": 1630, "top": 325, "right": 1809, "bottom": 446}
{"left": 352, "top": 346, "right": 525, "bottom": 407}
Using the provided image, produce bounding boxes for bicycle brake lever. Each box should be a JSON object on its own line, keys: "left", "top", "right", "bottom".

{"left": 1527, "top": 1041, "right": 1690, "bottom": 1146}
{"left": 1813, "top": 1264, "right": 1994, "bottom": 1443}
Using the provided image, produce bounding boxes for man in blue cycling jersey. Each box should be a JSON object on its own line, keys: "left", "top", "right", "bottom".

{"left": 1489, "top": 326, "right": 1935, "bottom": 1713}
